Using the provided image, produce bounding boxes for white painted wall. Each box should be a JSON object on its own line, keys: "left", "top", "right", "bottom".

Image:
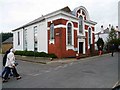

{"left": 13, "top": 28, "right": 24, "bottom": 51}
{"left": 23, "top": 21, "right": 48, "bottom": 52}
{"left": 13, "top": 20, "right": 48, "bottom": 53}
{"left": 37, "top": 20, "right": 48, "bottom": 53}
{"left": 24, "top": 26, "right": 34, "bottom": 51}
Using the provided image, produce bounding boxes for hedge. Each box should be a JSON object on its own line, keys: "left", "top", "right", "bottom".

{"left": 15, "top": 51, "right": 57, "bottom": 58}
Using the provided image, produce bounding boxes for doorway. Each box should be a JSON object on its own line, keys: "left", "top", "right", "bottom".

{"left": 79, "top": 42, "right": 83, "bottom": 54}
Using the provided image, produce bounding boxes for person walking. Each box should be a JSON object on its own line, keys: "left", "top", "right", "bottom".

{"left": 111, "top": 44, "right": 115, "bottom": 57}
{"left": 1, "top": 47, "right": 13, "bottom": 78}
{"left": 99, "top": 45, "right": 102, "bottom": 56}
{"left": 2, "top": 48, "right": 21, "bottom": 83}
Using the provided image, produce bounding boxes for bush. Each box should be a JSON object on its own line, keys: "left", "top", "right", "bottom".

{"left": 14, "top": 50, "right": 57, "bottom": 58}
{"left": 24, "top": 51, "right": 34, "bottom": 56}
{"left": 15, "top": 51, "right": 24, "bottom": 56}
{"left": 48, "top": 54, "right": 57, "bottom": 58}
{"left": 39, "top": 52, "right": 48, "bottom": 57}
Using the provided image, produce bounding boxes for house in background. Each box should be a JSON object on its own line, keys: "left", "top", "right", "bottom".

{"left": 2, "top": 37, "right": 13, "bottom": 53}
{"left": 12, "top": 6, "right": 97, "bottom": 58}
{"left": 95, "top": 25, "right": 120, "bottom": 43}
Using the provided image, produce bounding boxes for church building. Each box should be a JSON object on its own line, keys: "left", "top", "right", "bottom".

{"left": 12, "top": 6, "right": 97, "bottom": 58}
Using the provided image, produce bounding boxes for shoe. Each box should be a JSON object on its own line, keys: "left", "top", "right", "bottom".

{"left": 16, "top": 76, "right": 21, "bottom": 80}
{"left": 2, "top": 79, "right": 8, "bottom": 83}
{"left": 8, "top": 77, "right": 10, "bottom": 79}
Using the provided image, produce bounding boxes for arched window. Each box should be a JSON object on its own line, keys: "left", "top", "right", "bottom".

{"left": 88, "top": 28, "right": 91, "bottom": 46}
{"left": 50, "top": 23, "right": 54, "bottom": 40}
{"left": 67, "top": 23, "right": 72, "bottom": 45}
{"left": 79, "top": 15, "right": 83, "bottom": 33}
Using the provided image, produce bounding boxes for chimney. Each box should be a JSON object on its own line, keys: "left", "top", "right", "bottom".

{"left": 116, "top": 26, "right": 118, "bottom": 31}
{"left": 109, "top": 24, "right": 111, "bottom": 32}
{"left": 101, "top": 25, "right": 104, "bottom": 33}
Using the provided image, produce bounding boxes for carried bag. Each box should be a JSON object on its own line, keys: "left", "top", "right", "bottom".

{"left": 14, "top": 61, "right": 18, "bottom": 66}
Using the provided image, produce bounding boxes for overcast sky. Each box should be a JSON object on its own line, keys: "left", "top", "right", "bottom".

{"left": 0, "top": 0, "right": 119, "bottom": 33}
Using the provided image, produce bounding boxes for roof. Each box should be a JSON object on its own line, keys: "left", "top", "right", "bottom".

{"left": 12, "top": 6, "right": 97, "bottom": 31}
{"left": 13, "top": 17, "right": 45, "bottom": 31}
{"left": 2, "top": 37, "right": 13, "bottom": 44}
{"left": 13, "top": 6, "right": 71, "bottom": 31}
{"left": 61, "top": 6, "right": 71, "bottom": 13}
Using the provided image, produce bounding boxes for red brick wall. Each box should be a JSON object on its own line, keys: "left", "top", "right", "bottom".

{"left": 48, "top": 18, "right": 78, "bottom": 58}
{"left": 85, "top": 25, "right": 89, "bottom": 30}
{"left": 48, "top": 28, "right": 77, "bottom": 58}
{"left": 48, "top": 18, "right": 95, "bottom": 58}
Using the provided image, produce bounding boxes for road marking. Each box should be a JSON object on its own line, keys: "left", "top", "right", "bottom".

{"left": 62, "top": 64, "right": 68, "bottom": 68}
{"left": 69, "top": 62, "right": 73, "bottom": 66}
{"left": 45, "top": 70, "right": 51, "bottom": 73}
{"left": 54, "top": 66, "right": 62, "bottom": 70}
{"left": 33, "top": 73, "right": 41, "bottom": 76}
{"left": 112, "top": 81, "right": 119, "bottom": 88}
{"left": 28, "top": 73, "right": 42, "bottom": 76}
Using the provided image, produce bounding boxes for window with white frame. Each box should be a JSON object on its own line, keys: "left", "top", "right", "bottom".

{"left": 34, "top": 26, "right": 38, "bottom": 51}
{"left": 50, "top": 23, "right": 54, "bottom": 40}
{"left": 67, "top": 23, "right": 72, "bottom": 45}
{"left": 24, "top": 29, "right": 27, "bottom": 50}
{"left": 18, "top": 31, "right": 20, "bottom": 45}
{"left": 88, "top": 28, "right": 91, "bottom": 46}
{"left": 79, "top": 15, "right": 83, "bottom": 33}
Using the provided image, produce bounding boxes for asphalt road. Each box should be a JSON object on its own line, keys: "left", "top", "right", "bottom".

{"left": 2, "top": 53, "right": 119, "bottom": 88}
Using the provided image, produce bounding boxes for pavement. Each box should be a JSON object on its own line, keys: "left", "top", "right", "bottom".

{"left": 15, "top": 53, "right": 111, "bottom": 64}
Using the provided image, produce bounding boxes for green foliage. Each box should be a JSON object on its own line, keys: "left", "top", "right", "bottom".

{"left": 15, "top": 51, "right": 57, "bottom": 58}
{"left": 48, "top": 54, "right": 57, "bottom": 58}
{"left": 107, "top": 26, "right": 117, "bottom": 42}
{"left": 0, "top": 32, "right": 13, "bottom": 42}
{"left": 96, "top": 38, "right": 104, "bottom": 50}
{"left": 105, "top": 26, "right": 120, "bottom": 51}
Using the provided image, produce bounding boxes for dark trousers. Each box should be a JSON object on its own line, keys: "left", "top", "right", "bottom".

{"left": 2, "top": 67, "right": 13, "bottom": 77}
{"left": 111, "top": 51, "right": 114, "bottom": 56}
{"left": 3, "top": 67, "right": 20, "bottom": 80}
{"left": 3, "top": 67, "right": 11, "bottom": 80}
{"left": 12, "top": 67, "right": 20, "bottom": 77}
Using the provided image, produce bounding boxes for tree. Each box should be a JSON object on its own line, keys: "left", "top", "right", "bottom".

{"left": 107, "top": 26, "right": 117, "bottom": 42}
{"left": 96, "top": 38, "right": 104, "bottom": 50}
{"left": 107, "top": 26, "right": 119, "bottom": 51}
{"left": 0, "top": 32, "right": 13, "bottom": 42}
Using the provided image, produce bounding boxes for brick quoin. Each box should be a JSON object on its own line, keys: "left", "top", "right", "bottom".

{"left": 85, "top": 25, "right": 89, "bottom": 30}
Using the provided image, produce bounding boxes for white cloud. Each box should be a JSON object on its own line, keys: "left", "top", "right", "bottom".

{"left": 0, "top": 0, "right": 119, "bottom": 32}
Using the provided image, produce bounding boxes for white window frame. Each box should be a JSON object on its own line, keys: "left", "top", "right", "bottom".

{"left": 49, "top": 23, "right": 55, "bottom": 44}
{"left": 66, "top": 21, "right": 74, "bottom": 50}
{"left": 34, "top": 26, "right": 38, "bottom": 52}
{"left": 79, "top": 15, "right": 83, "bottom": 33}
{"left": 88, "top": 27, "right": 92, "bottom": 48}
{"left": 24, "top": 29, "right": 27, "bottom": 50}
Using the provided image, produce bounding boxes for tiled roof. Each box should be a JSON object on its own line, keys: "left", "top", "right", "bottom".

{"left": 2, "top": 37, "right": 13, "bottom": 44}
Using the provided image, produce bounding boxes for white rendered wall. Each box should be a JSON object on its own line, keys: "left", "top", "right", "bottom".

{"left": 24, "top": 21, "right": 48, "bottom": 53}
{"left": 13, "top": 28, "right": 24, "bottom": 51}
{"left": 13, "top": 20, "right": 48, "bottom": 53}
{"left": 37, "top": 21, "right": 48, "bottom": 53}
{"left": 24, "top": 26, "right": 34, "bottom": 51}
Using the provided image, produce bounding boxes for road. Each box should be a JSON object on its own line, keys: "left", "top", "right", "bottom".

{"left": 2, "top": 53, "right": 119, "bottom": 88}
